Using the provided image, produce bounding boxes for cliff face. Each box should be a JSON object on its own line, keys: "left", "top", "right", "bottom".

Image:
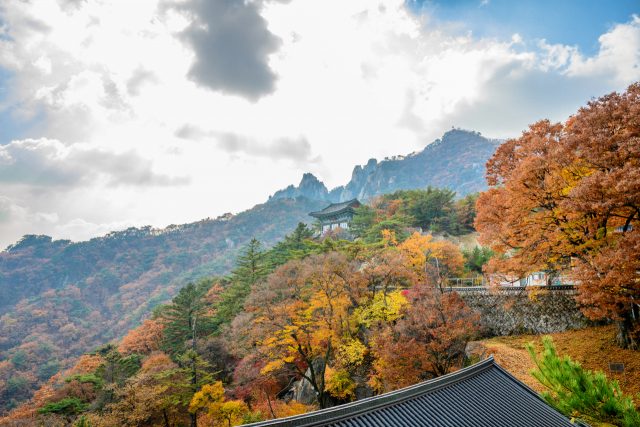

{"left": 339, "top": 158, "right": 377, "bottom": 202}
{"left": 355, "top": 129, "right": 502, "bottom": 198}
{"left": 328, "top": 186, "right": 344, "bottom": 203}
{"left": 268, "top": 129, "right": 504, "bottom": 204}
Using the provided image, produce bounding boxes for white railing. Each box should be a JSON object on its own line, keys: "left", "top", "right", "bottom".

{"left": 446, "top": 277, "right": 484, "bottom": 287}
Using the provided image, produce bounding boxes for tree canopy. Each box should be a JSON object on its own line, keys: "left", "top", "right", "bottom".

{"left": 476, "top": 83, "right": 640, "bottom": 348}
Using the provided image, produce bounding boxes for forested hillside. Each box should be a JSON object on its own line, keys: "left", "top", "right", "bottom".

{"left": 0, "top": 187, "right": 485, "bottom": 426}
{"left": 0, "top": 197, "right": 325, "bottom": 411}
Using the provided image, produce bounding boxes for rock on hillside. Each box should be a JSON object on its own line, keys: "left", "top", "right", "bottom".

{"left": 339, "top": 158, "right": 378, "bottom": 202}
{"left": 354, "top": 129, "right": 502, "bottom": 199}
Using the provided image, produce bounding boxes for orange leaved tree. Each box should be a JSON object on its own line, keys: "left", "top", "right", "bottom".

{"left": 476, "top": 83, "right": 640, "bottom": 348}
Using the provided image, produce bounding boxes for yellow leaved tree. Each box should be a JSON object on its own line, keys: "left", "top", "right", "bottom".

{"left": 190, "top": 382, "right": 248, "bottom": 427}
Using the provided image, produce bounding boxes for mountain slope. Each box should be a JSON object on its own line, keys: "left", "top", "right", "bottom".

{"left": 0, "top": 197, "right": 325, "bottom": 409}
{"left": 269, "top": 129, "right": 503, "bottom": 203}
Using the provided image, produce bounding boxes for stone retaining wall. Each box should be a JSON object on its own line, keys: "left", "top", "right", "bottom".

{"left": 459, "top": 288, "right": 590, "bottom": 336}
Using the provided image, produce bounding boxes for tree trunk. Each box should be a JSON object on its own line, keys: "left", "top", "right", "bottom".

{"left": 263, "top": 388, "right": 277, "bottom": 419}
{"left": 615, "top": 311, "right": 638, "bottom": 350}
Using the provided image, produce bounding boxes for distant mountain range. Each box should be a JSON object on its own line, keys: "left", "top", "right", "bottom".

{"left": 269, "top": 129, "right": 504, "bottom": 203}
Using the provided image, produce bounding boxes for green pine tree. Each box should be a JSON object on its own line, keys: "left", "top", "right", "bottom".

{"left": 266, "top": 222, "right": 315, "bottom": 268}
{"left": 160, "top": 278, "right": 215, "bottom": 357}
{"left": 394, "top": 187, "right": 457, "bottom": 231}
{"left": 157, "top": 349, "right": 216, "bottom": 427}
{"left": 361, "top": 214, "right": 413, "bottom": 244}
{"left": 462, "top": 246, "right": 496, "bottom": 274}
{"left": 214, "top": 238, "right": 267, "bottom": 324}
{"left": 349, "top": 204, "right": 378, "bottom": 239}
{"left": 527, "top": 336, "right": 640, "bottom": 427}
{"left": 76, "top": 344, "right": 146, "bottom": 410}
{"left": 38, "top": 397, "right": 89, "bottom": 419}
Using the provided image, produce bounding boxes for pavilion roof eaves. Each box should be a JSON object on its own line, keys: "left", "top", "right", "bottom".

{"left": 308, "top": 198, "right": 360, "bottom": 219}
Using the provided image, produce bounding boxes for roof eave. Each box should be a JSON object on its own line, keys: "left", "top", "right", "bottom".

{"left": 245, "top": 357, "right": 498, "bottom": 427}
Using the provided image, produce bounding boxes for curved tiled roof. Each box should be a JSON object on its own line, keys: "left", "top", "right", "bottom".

{"left": 309, "top": 199, "right": 360, "bottom": 219}
{"left": 245, "top": 356, "right": 583, "bottom": 427}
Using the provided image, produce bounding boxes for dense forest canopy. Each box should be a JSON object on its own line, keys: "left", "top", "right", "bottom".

{"left": 0, "top": 197, "right": 327, "bottom": 413}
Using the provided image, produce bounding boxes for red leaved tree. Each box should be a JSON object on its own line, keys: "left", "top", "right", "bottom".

{"left": 370, "top": 282, "right": 480, "bottom": 392}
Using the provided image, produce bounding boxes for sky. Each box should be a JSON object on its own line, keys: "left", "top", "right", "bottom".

{"left": 0, "top": 0, "right": 638, "bottom": 250}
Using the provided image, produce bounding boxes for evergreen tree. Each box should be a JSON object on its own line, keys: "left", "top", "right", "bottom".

{"left": 158, "top": 350, "right": 217, "bottom": 427}
{"left": 160, "top": 278, "right": 215, "bottom": 357}
{"left": 349, "top": 205, "right": 378, "bottom": 239}
{"left": 362, "top": 214, "right": 413, "bottom": 243}
{"left": 72, "top": 344, "right": 146, "bottom": 410}
{"left": 462, "top": 246, "right": 496, "bottom": 274}
{"left": 266, "top": 222, "right": 315, "bottom": 269}
{"left": 214, "top": 238, "right": 267, "bottom": 325}
{"left": 394, "top": 187, "right": 456, "bottom": 230}
{"left": 38, "top": 398, "right": 89, "bottom": 419}
{"left": 527, "top": 336, "right": 640, "bottom": 427}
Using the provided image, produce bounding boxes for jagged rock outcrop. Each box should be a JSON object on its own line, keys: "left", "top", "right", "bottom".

{"left": 291, "top": 369, "right": 317, "bottom": 406}
{"left": 289, "top": 366, "right": 338, "bottom": 408}
{"left": 340, "top": 158, "right": 377, "bottom": 202}
{"left": 268, "top": 129, "right": 505, "bottom": 204}
{"left": 356, "top": 130, "right": 502, "bottom": 199}
{"left": 269, "top": 173, "right": 329, "bottom": 202}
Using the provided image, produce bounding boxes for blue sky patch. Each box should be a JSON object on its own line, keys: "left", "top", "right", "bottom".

{"left": 406, "top": 0, "right": 639, "bottom": 56}
{"left": 0, "top": 66, "right": 46, "bottom": 145}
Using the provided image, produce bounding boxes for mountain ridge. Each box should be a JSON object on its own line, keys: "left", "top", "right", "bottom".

{"left": 269, "top": 129, "right": 505, "bottom": 203}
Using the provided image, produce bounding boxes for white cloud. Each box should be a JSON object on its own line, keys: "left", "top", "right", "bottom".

{"left": 0, "top": 138, "right": 190, "bottom": 187}
{"left": 565, "top": 15, "right": 640, "bottom": 82}
{"left": 0, "top": 0, "right": 639, "bottom": 249}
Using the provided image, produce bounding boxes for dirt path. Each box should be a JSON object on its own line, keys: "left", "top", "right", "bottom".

{"left": 467, "top": 340, "right": 546, "bottom": 393}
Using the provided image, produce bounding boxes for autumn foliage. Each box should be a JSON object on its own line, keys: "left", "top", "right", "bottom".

{"left": 1, "top": 210, "right": 482, "bottom": 426}
{"left": 371, "top": 283, "right": 480, "bottom": 392}
{"left": 476, "top": 83, "right": 640, "bottom": 348}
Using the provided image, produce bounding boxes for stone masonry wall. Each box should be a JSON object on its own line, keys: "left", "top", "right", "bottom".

{"left": 460, "top": 288, "right": 591, "bottom": 336}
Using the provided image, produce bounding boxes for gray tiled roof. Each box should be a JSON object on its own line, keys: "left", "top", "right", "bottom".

{"left": 309, "top": 199, "right": 360, "bottom": 218}
{"left": 245, "top": 356, "right": 581, "bottom": 427}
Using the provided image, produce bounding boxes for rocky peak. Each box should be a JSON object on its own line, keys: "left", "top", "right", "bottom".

{"left": 269, "top": 173, "right": 329, "bottom": 202}
{"left": 297, "top": 173, "right": 329, "bottom": 200}
{"left": 340, "top": 158, "right": 377, "bottom": 202}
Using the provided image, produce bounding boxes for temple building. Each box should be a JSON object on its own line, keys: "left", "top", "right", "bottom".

{"left": 309, "top": 198, "right": 361, "bottom": 234}
{"left": 246, "top": 356, "right": 583, "bottom": 427}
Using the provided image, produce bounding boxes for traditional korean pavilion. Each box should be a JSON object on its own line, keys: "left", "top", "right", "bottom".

{"left": 309, "top": 198, "right": 361, "bottom": 234}
{"left": 247, "top": 356, "right": 583, "bottom": 427}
